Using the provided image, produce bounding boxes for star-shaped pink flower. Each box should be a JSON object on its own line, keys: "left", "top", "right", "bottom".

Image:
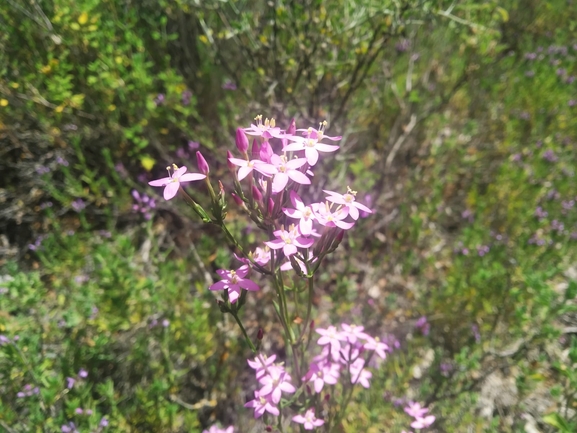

{"left": 209, "top": 265, "right": 260, "bottom": 303}
{"left": 148, "top": 164, "right": 206, "bottom": 200}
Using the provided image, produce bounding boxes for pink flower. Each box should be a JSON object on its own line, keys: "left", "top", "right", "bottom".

{"left": 350, "top": 358, "right": 372, "bottom": 388}
{"left": 312, "top": 202, "right": 354, "bottom": 230}
{"left": 269, "top": 154, "right": 310, "bottom": 193}
{"left": 404, "top": 402, "right": 429, "bottom": 419}
{"left": 284, "top": 126, "right": 340, "bottom": 166}
{"left": 283, "top": 191, "right": 316, "bottom": 236}
{"left": 340, "top": 323, "right": 369, "bottom": 344}
{"left": 209, "top": 265, "right": 260, "bottom": 303}
{"left": 244, "top": 115, "right": 283, "bottom": 138}
{"left": 258, "top": 368, "right": 296, "bottom": 404}
{"left": 265, "top": 226, "right": 314, "bottom": 257}
{"left": 364, "top": 336, "right": 389, "bottom": 360}
{"left": 244, "top": 391, "right": 279, "bottom": 418}
{"left": 323, "top": 187, "right": 373, "bottom": 220}
{"left": 148, "top": 164, "right": 206, "bottom": 200}
{"left": 316, "top": 326, "right": 347, "bottom": 361}
{"left": 411, "top": 415, "right": 436, "bottom": 429}
{"left": 227, "top": 157, "right": 276, "bottom": 181}
{"left": 292, "top": 408, "right": 325, "bottom": 430}
{"left": 247, "top": 354, "right": 277, "bottom": 380}
{"left": 304, "top": 361, "right": 340, "bottom": 393}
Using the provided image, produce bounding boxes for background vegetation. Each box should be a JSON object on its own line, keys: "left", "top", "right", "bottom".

{"left": 1, "top": 0, "right": 576, "bottom": 431}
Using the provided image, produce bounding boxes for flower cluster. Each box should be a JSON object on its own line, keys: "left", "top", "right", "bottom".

{"left": 17, "top": 384, "right": 39, "bottom": 398}
{"left": 131, "top": 189, "right": 156, "bottom": 220}
{"left": 202, "top": 425, "right": 234, "bottom": 433}
{"left": 244, "top": 354, "right": 296, "bottom": 418}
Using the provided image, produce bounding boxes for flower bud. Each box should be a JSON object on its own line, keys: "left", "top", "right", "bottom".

{"left": 196, "top": 151, "right": 209, "bottom": 175}
{"left": 310, "top": 319, "right": 315, "bottom": 330}
{"left": 251, "top": 185, "right": 263, "bottom": 202}
{"left": 257, "top": 328, "right": 264, "bottom": 340}
{"left": 231, "top": 193, "right": 244, "bottom": 206}
{"left": 226, "top": 150, "right": 237, "bottom": 174}
{"left": 260, "top": 141, "right": 273, "bottom": 163}
{"left": 236, "top": 128, "right": 249, "bottom": 154}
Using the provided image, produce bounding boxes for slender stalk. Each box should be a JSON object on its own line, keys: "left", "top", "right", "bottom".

{"left": 231, "top": 312, "right": 257, "bottom": 352}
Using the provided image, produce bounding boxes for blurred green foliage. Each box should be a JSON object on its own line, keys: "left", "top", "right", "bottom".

{"left": 1, "top": 0, "right": 577, "bottom": 431}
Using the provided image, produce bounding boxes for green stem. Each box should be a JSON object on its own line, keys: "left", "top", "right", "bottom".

{"left": 296, "top": 275, "right": 314, "bottom": 344}
{"left": 231, "top": 312, "right": 257, "bottom": 352}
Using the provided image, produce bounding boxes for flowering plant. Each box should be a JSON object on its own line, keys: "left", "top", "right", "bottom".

{"left": 148, "top": 116, "right": 434, "bottom": 431}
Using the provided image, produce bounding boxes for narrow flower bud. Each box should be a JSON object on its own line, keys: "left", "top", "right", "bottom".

{"left": 257, "top": 328, "right": 264, "bottom": 340}
{"left": 310, "top": 319, "right": 315, "bottom": 330}
{"left": 252, "top": 185, "right": 263, "bottom": 202}
{"left": 196, "top": 151, "right": 209, "bottom": 175}
{"left": 231, "top": 192, "right": 244, "bottom": 206}
{"left": 236, "top": 128, "right": 249, "bottom": 154}
{"left": 226, "top": 150, "right": 236, "bottom": 172}
{"left": 260, "top": 141, "right": 273, "bottom": 163}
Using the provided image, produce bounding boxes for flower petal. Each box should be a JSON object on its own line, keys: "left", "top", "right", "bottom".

{"left": 164, "top": 182, "right": 180, "bottom": 200}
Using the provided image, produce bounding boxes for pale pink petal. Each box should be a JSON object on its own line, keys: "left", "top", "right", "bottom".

{"left": 237, "top": 166, "right": 252, "bottom": 181}
{"left": 283, "top": 244, "right": 298, "bottom": 256}
{"left": 164, "top": 182, "right": 180, "bottom": 200}
{"left": 173, "top": 166, "right": 187, "bottom": 177}
{"left": 239, "top": 279, "right": 260, "bottom": 291}
{"left": 264, "top": 239, "right": 285, "bottom": 250}
{"left": 179, "top": 173, "right": 206, "bottom": 182}
{"left": 305, "top": 148, "right": 319, "bottom": 166}
{"left": 287, "top": 170, "right": 310, "bottom": 185}
{"left": 149, "top": 177, "right": 171, "bottom": 186}
{"left": 315, "top": 143, "right": 340, "bottom": 152}
{"left": 272, "top": 173, "right": 289, "bottom": 192}
{"left": 285, "top": 158, "right": 307, "bottom": 169}
{"left": 210, "top": 281, "right": 228, "bottom": 291}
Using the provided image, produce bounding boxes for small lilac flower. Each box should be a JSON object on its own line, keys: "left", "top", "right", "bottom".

{"left": 462, "top": 209, "right": 474, "bottom": 222}
{"left": 292, "top": 408, "right": 325, "bottom": 430}
{"left": 66, "top": 377, "right": 76, "bottom": 389}
{"left": 78, "top": 369, "right": 88, "bottom": 378}
{"left": 350, "top": 358, "right": 372, "bottom": 388}
{"left": 188, "top": 140, "right": 200, "bottom": 150}
{"left": 222, "top": 80, "right": 237, "bottom": 90}
{"left": 477, "top": 245, "right": 490, "bottom": 256}
{"left": 542, "top": 149, "right": 558, "bottom": 162}
{"left": 534, "top": 206, "right": 548, "bottom": 220}
{"left": 75, "top": 408, "right": 84, "bottom": 415}
{"left": 71, "top": 199, "right": 86, "bottom": 212}
{"left": 181, "top": 90, "right": 192, "bottom": 106}
{"left": 36, "top": 166, "right": 51, "bottom": 174}
{"left": 154, "top": 93, "right": 165, "bottom": 106}
{"left": 56, "top": 156, "right": 69, "bottom": 166}
{"left": 148, "top": 164, "right": 206, "bottom": 200}
{"left": 209, "top": 265, "right": 260, "bottom": 304}
{"left": 569, "top": 100, "right": 576, "bottom": 107}
{"left": 340, "top": 323, "right": 369, "bottom": 344}
{"left": 472, "top": 324, "right": 481, "bottom": 343}
{"left": 162, "top": 319, "right": 170, "bottom": 327}
{"left": 99, "top": 418, "right": 109, "bottom": 427}
{"left": 415, "top": 316, "right": 430, "bottom": 336}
